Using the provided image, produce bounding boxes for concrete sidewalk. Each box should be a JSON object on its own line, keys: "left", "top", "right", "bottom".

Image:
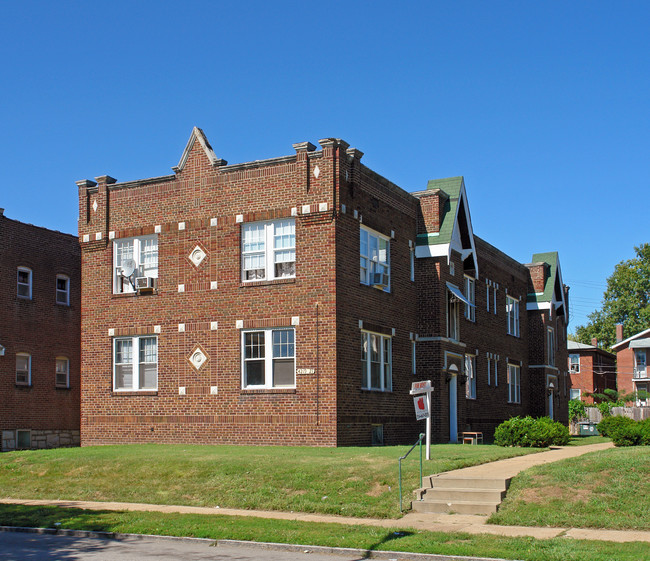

{"left": 2, "top": 442, "right": 649, "bottom": 544}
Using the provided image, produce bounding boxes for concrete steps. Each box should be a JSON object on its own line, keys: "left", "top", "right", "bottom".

{"left": 412, "top": 476, "right": 511, "bottom": 515}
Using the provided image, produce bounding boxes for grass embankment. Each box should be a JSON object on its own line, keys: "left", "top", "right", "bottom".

{"left": 0, "top": 503, "right": 647, "bottom": 561}
{"left": 489, "top": 445, "right": 650, "bottom": 530}
{"left": 0, "top": 443, "right": 536, "bottom": 518}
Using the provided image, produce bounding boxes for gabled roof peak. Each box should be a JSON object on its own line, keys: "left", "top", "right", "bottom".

{"left": 172, "top": 127, "right": 227, "bottom": 173}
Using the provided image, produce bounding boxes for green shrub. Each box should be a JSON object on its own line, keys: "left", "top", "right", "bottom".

{"left": 597, "top": 415, "right": 630, "bottom": 437}
{"left": 494, "top": 416, "right": 569, "bottom": 448}
{"left": 568, "top": 399, "right": 587, "bottom": 422}
{"left": 599, "top": 416, "right": 646, "bottom": 447}
{"left": 639, "top": 418, "right": 650, "bottom": 445}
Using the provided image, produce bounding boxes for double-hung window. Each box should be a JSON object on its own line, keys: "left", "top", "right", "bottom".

{"left": 447, "top": 292, "right": 459, "bottom": 340}
{"left": 17, "top": 267, "right": 32, "bottom": 299}
{"left": 507, "top": 363, "right": 521, "bottom": 403}
{"left": 242, "top": 219, "right": 295, "bottom": 281}
{"left": 242, "top": 328, "right": 295, "bottom": 388}
{"left": 635, "top": 350, "right": 647, "bottom": 377}
{"left": 569, "top": 354, "right": 580, "bottom": 373}
{"left": 113, "top": 336, "right": 158, "bottom": 391}
{"left": 360, "top": 226, "right": 390, "bottom": 290}
{"left": 56, "top": 275, "right": 70, "bottom": 305}
{"left": 113, "top": 235, "right": 158, "bottom": 294}
{"left": 361, "top": 331, "right": 392, "bottom": 391}
{"left": 16, "top": 353, "right": 31, "bottom": 385}
{"left": 465, "top": 354, "right": 476, "bottom": 398}
{"left": 506, "top": 296, "right": 519, "bottom": 336}
{"left": 547, "top": 328, "right": 555, "bottom": 366}
{"left": 56, "top": 357, "right": 70, "bottom": 387}
{"left": 464, "top": 276, "right": 475, "bottom": 321}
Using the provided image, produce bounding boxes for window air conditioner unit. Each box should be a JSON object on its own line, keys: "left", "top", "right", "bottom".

{"left": 135, "top": 277, "right": 155, "bottom": 291}
{"left": 371, "top": 272, "right": 389, "bottom": 287}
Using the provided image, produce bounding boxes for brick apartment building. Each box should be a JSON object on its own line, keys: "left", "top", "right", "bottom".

{"left": 612, "top": 325, "right": 649, "bottom": 406}
{"left": 77, "top": 127, "right": 569, "bottom": 446}
{"left": 567, "top": 340, "right": 616, "bottom": 403}
{"left": 0, "top": 210, "right": 81, "bottom": 451}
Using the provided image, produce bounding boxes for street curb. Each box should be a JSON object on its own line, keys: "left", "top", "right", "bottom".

{"left": 0, "top": 526, "right": 520, "bottom": 561}
{"left": 217, "top": 538, "right": 520, "bottom": 561}
{"left": 0, "top": 525, "right": 215, "bottom": 544}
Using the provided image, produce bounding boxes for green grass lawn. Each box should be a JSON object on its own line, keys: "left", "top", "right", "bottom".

{"left": 0, "top": 442, "right": 538, "bottom": 518}
{"left": 489, "top": 445, "right": 650, "bottom": 530}
{"left": 0, "top": 503, "right": 647, "bottom": 561}
{"left": 0, "top": 444, "right": 530, "bottom": 518}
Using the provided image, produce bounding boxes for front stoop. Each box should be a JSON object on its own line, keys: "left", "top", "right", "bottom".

{"left": 411, "top": 476, "right": 511, "bottom": 515}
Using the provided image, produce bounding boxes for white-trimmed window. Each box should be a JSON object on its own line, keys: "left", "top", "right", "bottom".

{"left": 569, "top": 388, "right": 581, "bottom": 400}
{"left": 361, "top": 331, "right": 392, "bottom": 391}
{"left": 242, "top": 328, "right": 295, "bottom": 388}
{"left": 507, "top": 363, "right": 521, "bottom": 403}
{"left": 464, "top": 276, "right": 475, "bottom": 321}
{"left": 447, "top": 292, "right": 459, "bottom": 340}
{"left": 16, "top": 353, "right": 31, "bottom": 385}
{"left": 113, "top": 235, "right": 158, "bottom": 294}
{"left": 465, "top": 354, "right": 476, "bottom": 399}
{"left": 56, "top": 357, "right": 70, "bottom": 387}
{"left": 506, "top": 296, "right": 519, "bottom": 336}
{"left": 569, "top": 354, "right": 580, "bottom": 373}
{"left": 487, "top": 354, "right": 499, "bottom": 386}
{"left": 17, "top": 267, "right": 32, "bottom": 299}
{"left": 360, "top": 226, "right": 390, "bottom": 291}
{"left": 242, "top": 219, "right": 295, "bottom": 282}
{"left": 635, "top": 350, "right": 647, "bottom": 377}
{"left": 113, "top": 336, "right": 158, "bottom": 391}
{"left": 56, "top": 275, "right": 70, "bottom": 305}
{"left": 547, "top": 328, "right": 555, "bottom": 366}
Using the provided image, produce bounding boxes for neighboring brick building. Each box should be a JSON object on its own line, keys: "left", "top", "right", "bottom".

{"left": 567, "top": 340, "right": 616, "bottom": 404}
{"left": 77, "top": 127, "right": 569, "bottom": 446}
{"left": 0, "top": 210, "right": 81, "bottom": 451}
{"left": 612, "top": 325, "right": 650, "bottom": 406}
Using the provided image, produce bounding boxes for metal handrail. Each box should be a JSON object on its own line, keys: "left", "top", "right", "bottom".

{"left": 398, "top": 433, "right": 425, "bottom": 512}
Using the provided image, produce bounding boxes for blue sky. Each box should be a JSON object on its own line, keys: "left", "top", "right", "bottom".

{"left": 1, "top": 1, "right": 647, "bottom": 332}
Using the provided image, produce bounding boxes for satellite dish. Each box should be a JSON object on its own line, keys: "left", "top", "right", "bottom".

{"left": 121, "top": 258, "right": 137, "bottom": 277}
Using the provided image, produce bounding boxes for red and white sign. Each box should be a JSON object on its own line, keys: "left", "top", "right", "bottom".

{"left": 413, "top": 395, "right": 430, "bottom": 420}
{"left": 410, "top": 380, "right": 432, "bottom": 394}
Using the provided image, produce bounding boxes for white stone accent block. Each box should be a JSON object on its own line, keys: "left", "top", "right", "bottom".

{"left": 236, "top": 214, "right": 244, "bottom": 223}
{"left": 210, "top": 386, "right": 218, "bottom": 395}
{"left": 178, "top": 222, "right": 186, "bottom": 231}
{"left": 291, "top": 207, "right": 298, "bottom": 216}
{"left": 95, "top": 232, "right": 102, "bottom": 240}
{"left": 301, "top": 205, "right": 310, "bottom": 215}
{"left": 236, "top": 320, "right": 244, "bottom": 329}
{"left": 154, "top": 325, "right": 161, "bottom": 334}
{"left": 319, "top": 202, "right": 328, "bottom": 212}
{"left": 109, "top": 231, "right": 115, "bottom": 240}
{"left": 178, "top": 284, "right": 185, "bottom": 293}
{"left": 210, "top": 321, "right": 218, "bottom": 331}
{"left": 83, "top": 234, "right": 89, "bottom": 242}
{"left": 210, "top": 217, "right": 218, "bottom": 227}
{"left": 155, "top": 225, "right": 162, "bottom": 233}
{"left": 178, "top": 323, "right": 185, "bottom": 332}
{"left": 179, "top": 387, "right": 186, "bottom": 395}
{"left": 291, "top": 316, "right": 300, "bottom": 326}
{"left": 108, "top": 328, "right": 115, "bottom": 337}
{"left": 210, "top": 281, "right": 218, "bottom": 290}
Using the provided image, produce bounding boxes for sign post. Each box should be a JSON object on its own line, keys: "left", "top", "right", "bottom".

{"left": 410, "top": 380, "right": 433, "bottom": 460}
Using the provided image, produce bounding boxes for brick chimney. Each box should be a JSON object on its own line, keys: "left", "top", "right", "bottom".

{"left": 591, "top": 337, "right": 598, "bottom": 347}
{"left": 616, "top": 323, "right": 624, "bottom": 343}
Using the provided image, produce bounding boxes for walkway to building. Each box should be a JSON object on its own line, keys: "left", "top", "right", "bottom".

{"left": 2, "top": 441, "right": 649, "bottom": 543}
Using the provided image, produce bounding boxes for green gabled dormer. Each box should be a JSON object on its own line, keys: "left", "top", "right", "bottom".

{"left": 526, "top": 251, "right": 568, "bottom": 320}
{"left": 413, "top": 176, "right": 478, "bottom": 276}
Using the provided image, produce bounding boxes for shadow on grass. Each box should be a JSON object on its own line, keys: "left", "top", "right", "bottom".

{"left": 352, "top": 530, "right": 415, "bottom": 560}
{"left": 0, "top": 504, "right": 120, "bottom": 561}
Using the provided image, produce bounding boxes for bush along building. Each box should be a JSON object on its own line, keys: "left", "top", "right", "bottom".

{"left": 0, "top": 210, "right": 81, "bottom": 451}
{"left": 77, "top": 127, "right": 569, "bottom": 446}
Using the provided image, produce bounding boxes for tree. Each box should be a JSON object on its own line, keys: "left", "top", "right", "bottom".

{"left": 574, "top": 243, "right": 650, "bottom": 350}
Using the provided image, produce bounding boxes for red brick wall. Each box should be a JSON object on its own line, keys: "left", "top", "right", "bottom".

{"left": 80, "top": 139, "right": 342, "bottom": 446}
{"left": 616, "top": 347, "right": 636, "bottom": 395}
{"left": 0, "top": 215, "right": 81, "bottom": 445}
